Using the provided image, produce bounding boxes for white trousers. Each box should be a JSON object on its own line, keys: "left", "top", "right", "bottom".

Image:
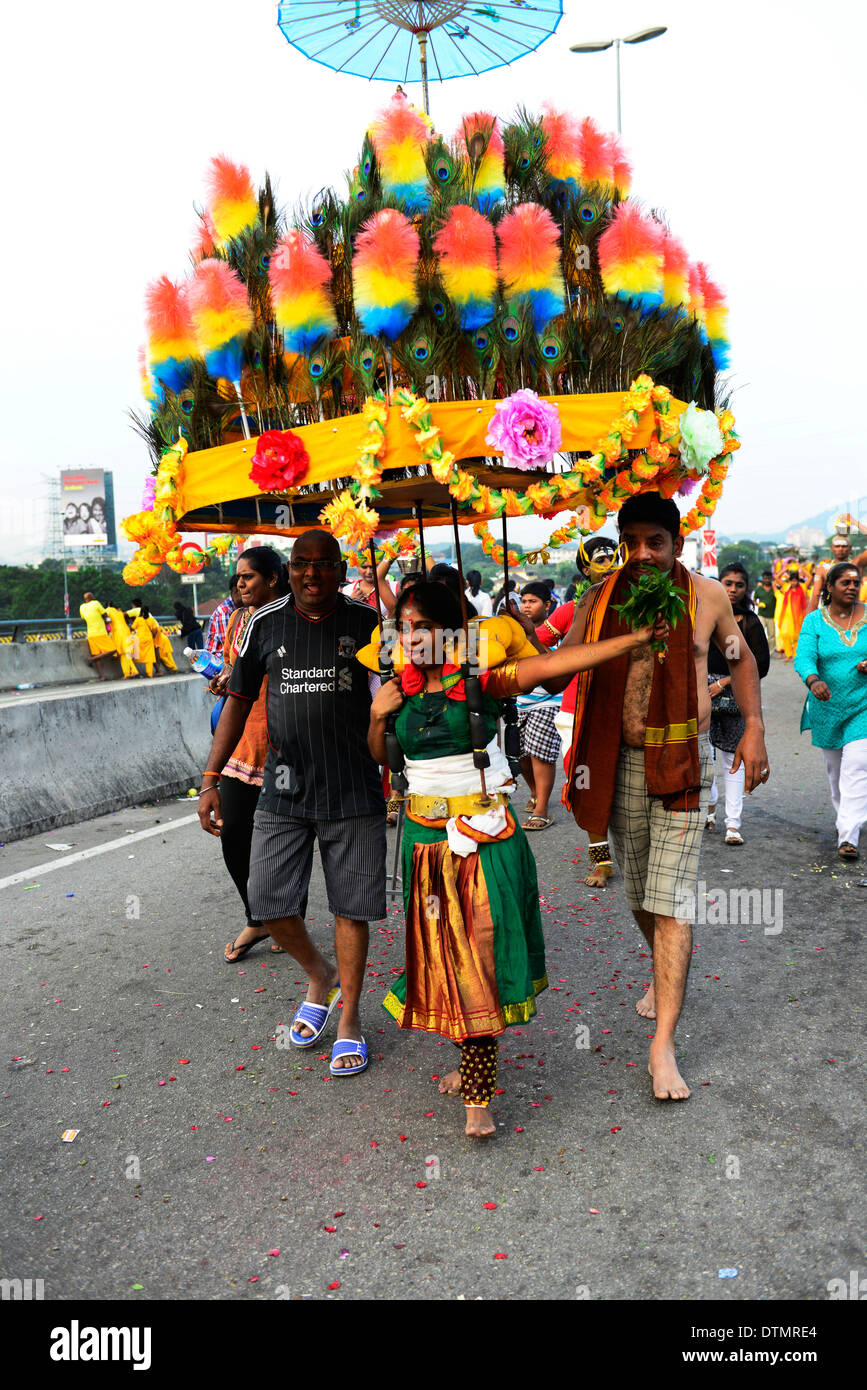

{"left": 707, "top": 747, "right": 745, "bottom": 829}
{"left": 822, "top": 738, "right": 867, "bottom": 848}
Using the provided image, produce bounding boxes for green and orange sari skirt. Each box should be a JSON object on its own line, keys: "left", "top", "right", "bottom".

{"left": 382, "top": 809, "right": 547, "bottom": 1043}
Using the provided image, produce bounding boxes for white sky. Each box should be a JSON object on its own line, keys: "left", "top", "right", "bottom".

{"left": 2, "top": 0, "right": 865, "bottom": 563}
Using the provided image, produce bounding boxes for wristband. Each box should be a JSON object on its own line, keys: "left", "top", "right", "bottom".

{"left": 805, "top": 676, "right": 818, "bottom": 689}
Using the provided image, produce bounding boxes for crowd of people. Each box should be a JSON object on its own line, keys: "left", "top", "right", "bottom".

{"left": 83, "top": 496, "right": 863, "bottom": 1139}
{"left": 78, "top": 592, "right": 184, "bottom": 680}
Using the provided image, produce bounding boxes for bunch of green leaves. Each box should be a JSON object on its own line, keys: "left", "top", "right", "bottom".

{"left": 612, "top": 568, "right": 686, "bottom": 657}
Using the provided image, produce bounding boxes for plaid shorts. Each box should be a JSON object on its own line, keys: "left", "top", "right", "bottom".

{"left": 518, "top": 707, "right": 562, "bottom": 763}
{"left": 247, "top": 810, "right": 387, "bottom": 923}
{"left": 608, "top": 733, "right": 714, "bottom": 920}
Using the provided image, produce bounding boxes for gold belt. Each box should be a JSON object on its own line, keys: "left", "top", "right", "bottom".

{"left": 408, "top": 790, "right": 510, "bottom": 820}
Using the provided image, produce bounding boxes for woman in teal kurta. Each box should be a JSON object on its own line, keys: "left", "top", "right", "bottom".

{"left": 793, "top": 563, "right": 867, "bottom": 858}
{"left": 368, "top": 581, "right": 656, "bottom": 1137}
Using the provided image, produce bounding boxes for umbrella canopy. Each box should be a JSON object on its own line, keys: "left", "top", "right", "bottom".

{"left": 277, "top": 1, "right": 563, "bottom": 110}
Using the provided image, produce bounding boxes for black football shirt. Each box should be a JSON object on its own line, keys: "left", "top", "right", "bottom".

{"left": 227, "top": 593, "right": 384, "bottom": 819}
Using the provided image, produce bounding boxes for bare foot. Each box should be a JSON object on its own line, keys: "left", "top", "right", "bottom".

{"left": 648, "top": 1041, "right": 690, "bottom": 1101}
{"left": 438, "top": 1069, "right": 462, "bottom": 1096}
{"left": 636, "top": 982, "right": 656, "bottom": 1019}
{"left": 292, "top": 966, "right": 340, "bottom": 1040}
{"left": 584, "top": 863, "right": 613, "bottom": 887}
{"left": 464, "top": 1105, "right": 496, "bottom": 1137}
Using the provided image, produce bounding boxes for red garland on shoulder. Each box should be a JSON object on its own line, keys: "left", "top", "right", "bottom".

{"left": 399, "top": 665, "right": 493, "bottom": 700}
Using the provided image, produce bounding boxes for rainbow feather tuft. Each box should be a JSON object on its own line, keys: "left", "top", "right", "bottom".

{"left": 661, "top": 232, "right": 690, "bottom": 312}
{"left": 145, "top": 276, "right": 197, "bottom": 394}
{"left": 352, "top": 209, "right": 420, "bottom": 341}
{"left": 697, "top": 263, "right": 730, "bottom": 367}
{"left": 138, "top": 345, "right": 157, "bottom": 404}
{"left": 433, "top": 205, "right": 498, "bottom": 330}
{"left": 597, "top": 202, "right": 665, "bottom": 313}
{"left": 369, "top": 90, "right": 432, "bottom": 213}
{"left": 497, "top": 203, "right": 565, "bottom": 332}
{"left": 191, "top": 210, "right": 217, "bottom": 261}
{"left": 577, "top": 117, "right": 614, "bottom": 191}
{"left": 457, "top": 112, "right": 505, "bottom": 211}
{"left": 607, "top": 132, "right": 632, "bottom": 197}
{"left": 269, "top": 230, "right": 337, "bottom": 355}
{"left": 540, "top": 104, "right": 583, "bottom": 186}
{"left": 687, "top": 262, "right": 707, "bottom": 342}
{"left": 187, "top": 260, "right": 254, "bottom": 381}
{"left": 205, "top": 156, "right": 259, "bottom": 244}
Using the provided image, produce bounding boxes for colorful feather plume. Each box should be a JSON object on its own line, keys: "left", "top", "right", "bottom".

{"left": 205, "top": 155, "right": 259, "bottom": 245}
{"left": 191, "top": 210, "right": 217, "bottom": 261}
{"left": 269, "top": 230, "right": 337, "bottom": 355}
{"left": 138, "top": 345, "right": 157, "bottom": 404}
{"left": 607, "top": 133, "right": 632, "bottom": 198}
{"left": 433, "top": 205, "right": 497, "bottom": 330}
{"left": 145, "top": 276, "right": 197, "bottom": 395}
{"left": 598, "top": 202, "right": 665, "bottom": 313}
{"left": 577, "top": 117, "right": 614, "bottom": 192}
{"left": 697, "top": 263, "right": 730, "bottom": 368}
{"left": 687, "top": 261, "right": 707, "bottom": 341}
{"left": 369, "top": 90, "right": 431, "bottom": 213}
{"left": 352, "top": 209, "right": 420, "bottom": 342}
{"left": 497, "top": 203, "right": 565, "bottom": 333}
{"left": 661, "top": 232, "right": 690, "bottom": 312}
{"left": 540, "top": 104, "right": 583, "bottom": 186}
{"left": 187, "top": 260, "right": 254, "bottom": 381}
{"left": 457, "top": 112, "right": 505, "bottom": 212}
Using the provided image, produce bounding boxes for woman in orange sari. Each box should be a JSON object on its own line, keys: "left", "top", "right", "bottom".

{"left": 777, "top": 567, "right": 808, "bottom": 660}
{"left": 208, "top": 547, "right": 289, "bottom": 963}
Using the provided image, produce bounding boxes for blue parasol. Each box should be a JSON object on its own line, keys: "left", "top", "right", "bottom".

{"left": 277, "top": 1, "right": 564, "bottom": 113}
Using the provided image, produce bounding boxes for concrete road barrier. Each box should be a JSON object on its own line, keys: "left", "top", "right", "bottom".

{"left": 0, "top": 635, "right": 191, "bottom": 691}
{"left": 0, "top": 674, "right": 214, "bottom": 841}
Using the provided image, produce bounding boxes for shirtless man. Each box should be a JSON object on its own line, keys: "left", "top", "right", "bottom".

{"left": 558, "top": 493, "right": 770, "bottom": 1100}
{"left": 807, "top": 535, "right": 867, "bottom": 613}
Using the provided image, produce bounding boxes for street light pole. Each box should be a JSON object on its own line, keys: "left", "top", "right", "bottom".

{"left": 570, "top": 27, "right": 668, "bottom": 135}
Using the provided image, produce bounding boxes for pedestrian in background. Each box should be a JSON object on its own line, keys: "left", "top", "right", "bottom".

{"left": 795, "top": 562, "right": 867, "bottom": 861}
{"left": 79, "top": 592, "right": 115, "bottom": 681}
{"left": 465, "top": 569, "right": 493, "bottom": 617}
{"left": 173, "top": 600, "right": 204, "bottom": 651}
{"left": 706, "top": 563, "right": 770, "bottom": 845}
{"left": 205, "top": 573, "right": 241, "bottom": 655}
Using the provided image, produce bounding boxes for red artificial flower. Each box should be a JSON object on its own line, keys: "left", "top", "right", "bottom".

{"left": 249, "top": 430, "right": 310, "bottom": 492}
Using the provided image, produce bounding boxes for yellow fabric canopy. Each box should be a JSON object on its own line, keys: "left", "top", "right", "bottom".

{"left": 175, "top": 391, "right": 689, "bottom": 522}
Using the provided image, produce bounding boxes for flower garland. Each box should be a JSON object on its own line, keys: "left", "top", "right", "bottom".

{"left": 343, "top": 528, "right": 418, "bottom": 570}
{"left": 122, "top": 436, "right": 246, "bottom": 585}
{"left": 319, "top": 394, "right": 388, "bottom": 547}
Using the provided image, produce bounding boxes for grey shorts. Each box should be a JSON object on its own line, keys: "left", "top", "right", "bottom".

{"left": 608, "top": 733, "right": 714, "bottom": 920}
{"left": 247, "top": 810, "right": 387, "bottom": 923}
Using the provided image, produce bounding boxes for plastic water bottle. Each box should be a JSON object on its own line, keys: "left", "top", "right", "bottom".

{"left": 185, "top": 647, "right": 223, "bottom": 679}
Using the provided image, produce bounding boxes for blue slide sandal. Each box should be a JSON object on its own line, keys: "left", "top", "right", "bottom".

{"left": 288, "top": 987, "right": 341, "bottom": 1049}
{"left": 329, "top": 1037, "right": 368, "bottom": 1077}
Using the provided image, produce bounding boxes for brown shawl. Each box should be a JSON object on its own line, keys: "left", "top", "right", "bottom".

{"left": 562, "top": 560, "right": 700, "bottom": 828}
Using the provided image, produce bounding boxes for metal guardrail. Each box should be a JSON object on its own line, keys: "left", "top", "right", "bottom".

{"left": 0, "top": 618, "right": 183, "bottom": 644}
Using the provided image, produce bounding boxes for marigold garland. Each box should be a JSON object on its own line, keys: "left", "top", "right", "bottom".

{"left": 318, "top": 393, "right": 388, "bottom": 548}
{"left": 122, "top": 436, "right": 245, "bottom": 585}
{"left": 343, "top": 528, "right": 418, "bottom": 569}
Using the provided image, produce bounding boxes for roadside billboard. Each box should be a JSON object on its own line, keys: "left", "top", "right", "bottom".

{"left": 61, "top": 469, "right": 116, "bottom": 548}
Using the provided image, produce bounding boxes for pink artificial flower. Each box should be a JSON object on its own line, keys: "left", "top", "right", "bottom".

{"left": 141, "top": 476, "right": 157, "bottom": 510}
{"left": 485, "top": 389, "right": 562, "bottom": 471}
{"left": 676, "top": 477, "right": 699, "bottom": 498}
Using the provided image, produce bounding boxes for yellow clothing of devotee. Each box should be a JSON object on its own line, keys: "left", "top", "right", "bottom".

{"left": 80, "top": 599, "right": 113, "bottom": 655}
{"left": 773, "top": 589, "right": 784, "bottom": 652}
{"left": 131, "top": 616, "right": 156, "bottom": 676}
{"left": 153, "top": 623, "right": 178, "bottom": 671}
{"left": 778, "top": 582, "right": 807, "bottom": 659}
{"left": 79, "top": 599, "right": 107, "bottom": 636}
{"left": 106, "top": 608, "right": 137, "bottom": 678}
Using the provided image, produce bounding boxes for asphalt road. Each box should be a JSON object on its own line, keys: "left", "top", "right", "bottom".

{"left": 1, "top": 657, "right": 864, "bottom": 1304}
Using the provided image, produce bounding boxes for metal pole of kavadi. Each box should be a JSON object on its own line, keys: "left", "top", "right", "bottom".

{"left": 499, "top": 512, "right": 522, "bottom": 778}
{"left": 451, "top": 497, "right": 490, "bottom": 805}
{"left": 370, "top": 536, "right": 407, "bottom": 901}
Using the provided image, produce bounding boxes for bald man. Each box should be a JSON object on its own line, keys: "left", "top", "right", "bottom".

{"left": 198, "top": 531, "right": 386, "bottom": 1077}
